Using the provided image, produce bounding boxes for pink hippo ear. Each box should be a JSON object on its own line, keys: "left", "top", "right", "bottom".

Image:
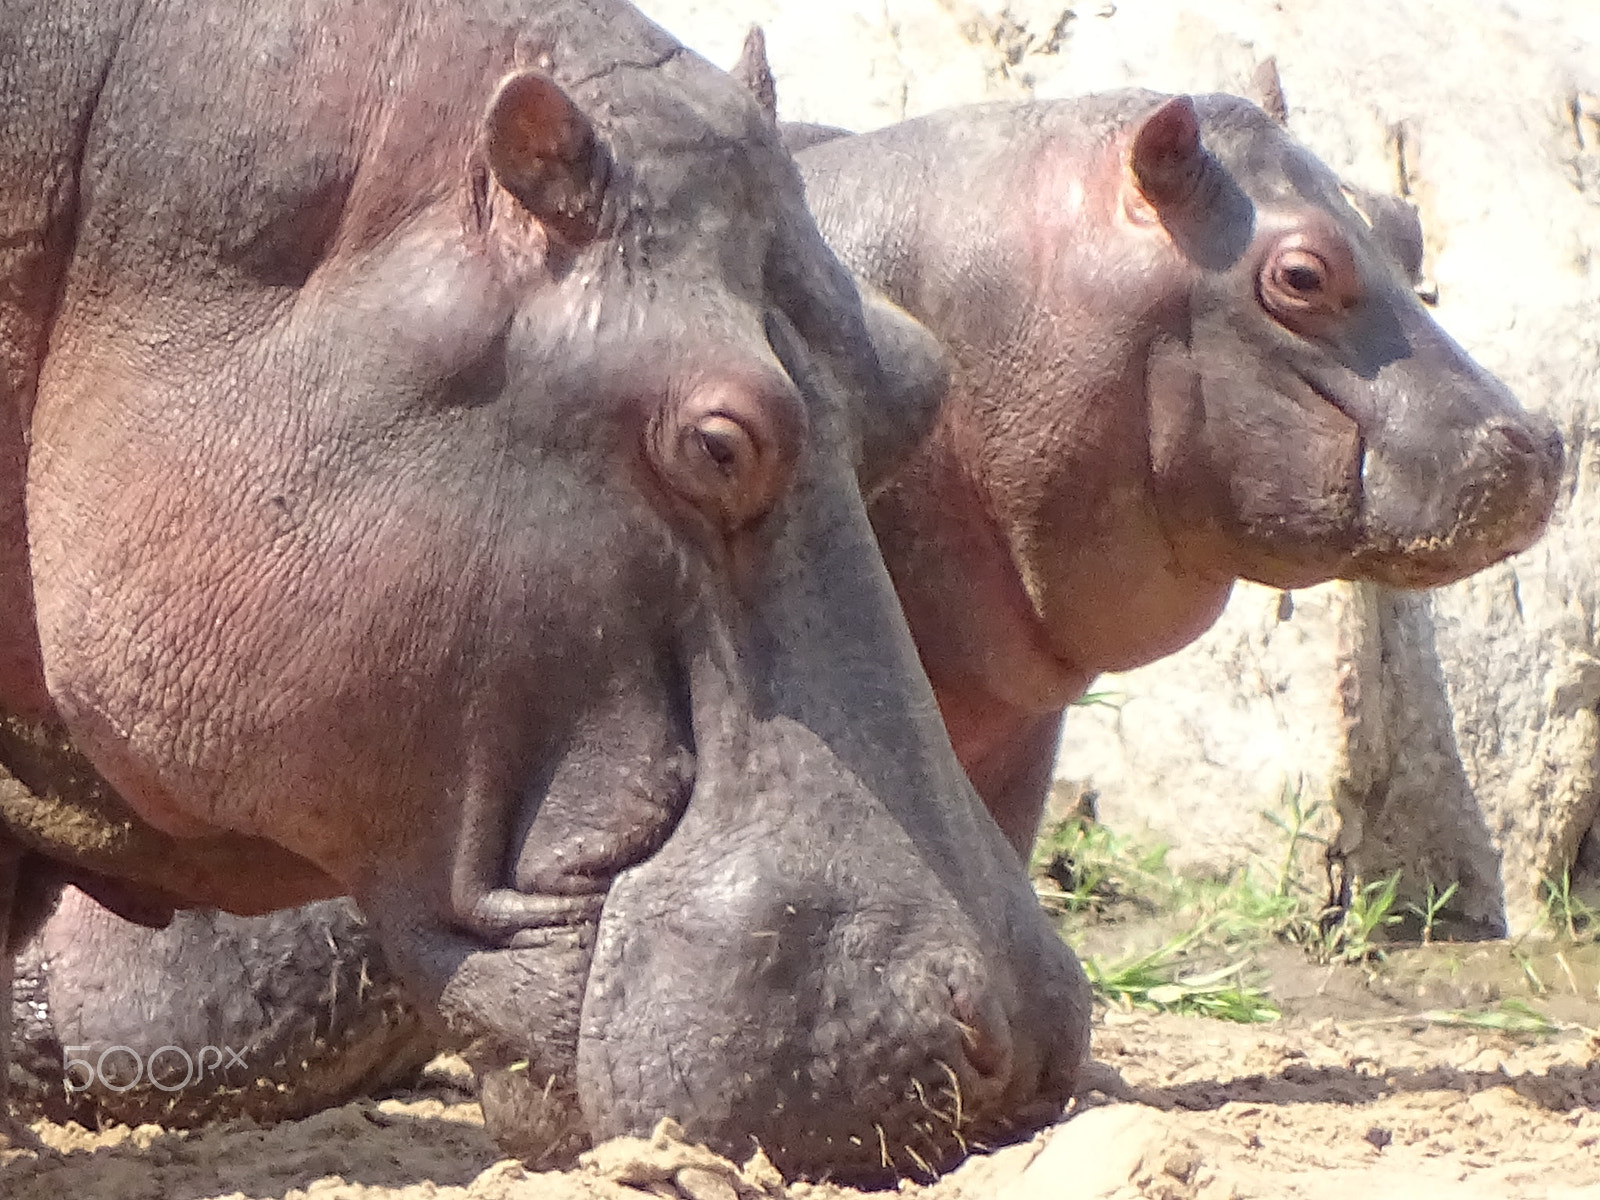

{"left": 1246, "top": 57, "right": 1289, "bottom": 126}
{"left": 483, "top": 70, "right": 610, "bottom": 245}
{"left": 1130, "top": 96, "right": 1205, "bottom": 210}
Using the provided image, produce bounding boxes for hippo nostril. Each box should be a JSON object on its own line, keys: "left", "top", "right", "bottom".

{"left": 951, "top": 987, "right": 1013, "bottom": 1085}
{"left": 1490, "top": 421, "right": 1538, "bottom": 458}
{"left": 1484, "top": 420, "right": 1565, "bottom": 487}
{"left": 1543, "top": 425, "right": 1566, "bottom": 474}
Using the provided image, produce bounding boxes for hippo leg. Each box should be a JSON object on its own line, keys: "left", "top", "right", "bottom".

{"left": 965, "top": 711, "right": 1067, "bottom": 860}
{"left": 11, "top": 891, "right": 438, "bottom": 1128}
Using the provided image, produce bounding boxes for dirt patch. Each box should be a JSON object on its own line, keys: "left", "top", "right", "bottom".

{"left": 5, "top": 1004, "right": 1598, "bottom": 1200}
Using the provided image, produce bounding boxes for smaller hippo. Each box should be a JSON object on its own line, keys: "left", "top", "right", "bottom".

{"left": 792, "top": 87, "right": 1562, "bottom": 855}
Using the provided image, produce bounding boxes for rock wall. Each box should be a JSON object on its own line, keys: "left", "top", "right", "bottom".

{"left": 638, "top": 0, "right": 1600, "bottom": 933}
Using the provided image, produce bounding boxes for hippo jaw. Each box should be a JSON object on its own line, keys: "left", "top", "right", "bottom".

{"left": 1157, "top": 291, "right": 1561, "bottom": 594}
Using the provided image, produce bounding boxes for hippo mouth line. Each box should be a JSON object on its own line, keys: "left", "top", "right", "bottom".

{"left": 1297, "top": 364, "right": 1368, "bottom": 428}
{"left": 452, "top": 636, "right": 704, "bottom": 954}
{"left": 1348, "top": 482, "right": 1545, "bottom": 588}
{"left": 1298, "top": 369, "right": 1368, "bottom": 481}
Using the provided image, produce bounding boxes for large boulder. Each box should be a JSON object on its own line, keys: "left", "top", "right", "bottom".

{"left": 635, "top": 0, "right": 1599, "bottom": 933}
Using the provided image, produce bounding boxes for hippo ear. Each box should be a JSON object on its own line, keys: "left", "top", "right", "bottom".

{"left": 1342, "top": 185, "right": 1437, "bottom": 302}
{"left": 851, "top": 284, "right": 951, "bottom": 495}
{"left": 731, "top": 25, "right": 778, "bottom": 122}
{"left": 1343, "top": 186, "right": 1427, "bottom": 282}
{"left": 1246, "top": 57, "right": 1289, "bottom": 125}
{"left": 1130, "top": 96, "right": 1206, "bottom": 209}
{"left": 483, "top": 71, "right": 610, "bottom": 245}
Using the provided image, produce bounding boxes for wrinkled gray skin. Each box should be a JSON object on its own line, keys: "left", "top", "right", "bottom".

{"left": 0, "top": 0, "right": 1089, "bottom": 1178}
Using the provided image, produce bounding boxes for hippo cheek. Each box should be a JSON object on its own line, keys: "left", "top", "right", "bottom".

{"left": 1222, "top": 391, "right": 1365, "bottom": 588}
{"left": 402, "top": 646, "right": 706, "bottom": 1165}
{"left": 1151, "top": 345, "right": 1365, "bottom": 589}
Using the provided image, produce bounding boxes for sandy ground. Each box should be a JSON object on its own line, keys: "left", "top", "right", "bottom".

{"left": 5, "top": 1004, "right": 1598, "bottom": 1200}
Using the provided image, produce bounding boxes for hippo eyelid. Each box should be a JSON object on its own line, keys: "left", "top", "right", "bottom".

{"left": 1257, "top": 232, "right": 1359, "bottom": 332}
{"left": 1278, "top": 255, "right": 1327, "bottom": 295}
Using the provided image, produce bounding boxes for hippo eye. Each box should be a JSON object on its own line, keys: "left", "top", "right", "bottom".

{"left": 1273, "top": 250, "right": 1328, "bottom": 298}
{"left": 649, "top": 382, "right": 806, "bottom": 537}
{"left": 1260, "top": 239, "right": 1357, "bottom": 331}
{"left": 686, "top": 416, "right": 754, "bottom": 482}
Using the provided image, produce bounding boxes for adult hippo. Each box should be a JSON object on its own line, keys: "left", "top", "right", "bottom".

{"left": 0, "top": 0, "right": 1090, "bottom": 1179}
{"left": 10, "top": 76, "right": 1562, "bottom": 1145}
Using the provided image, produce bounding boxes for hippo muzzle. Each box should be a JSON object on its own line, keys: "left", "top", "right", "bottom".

{"left": 417, "top": 458, "right": 1090, "bottom": 1181}
{"left": 1351, "top": 315, "right": 1564, "bottom": 586}
{"left": 573, "top": 709, "right": 1083, "bottom": 1177}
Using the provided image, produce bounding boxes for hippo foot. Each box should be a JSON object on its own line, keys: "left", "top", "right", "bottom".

{"left": 10, "top": 894, "right": 442, "bottom": 1127}
{"left": 0, "top": 1111, "right": 47, "bottom": 1155}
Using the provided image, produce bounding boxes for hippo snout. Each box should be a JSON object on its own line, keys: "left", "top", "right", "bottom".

{"left": 569, "top": 864, "right": 1086, "bottom": 1181}
{"left": 1454, "top": 409, "right": 1563, "bottom": 558}
{"left": 1351, "top": 330, "right": 1564, "bottom": 588}
{"left": 553, "top": 707, "right": 1090, "bottom": 1182}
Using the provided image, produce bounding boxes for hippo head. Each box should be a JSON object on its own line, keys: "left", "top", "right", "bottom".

{"left": 1129, "top": 94, "right": 1563, "bottom": 589}
{"left": 22, "top": 8, "right": 1083, "bottom": 1182}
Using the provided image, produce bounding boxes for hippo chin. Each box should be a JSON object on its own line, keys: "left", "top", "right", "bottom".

{"left": 792, "top": 87, "right": 1561, "bottom": 854}
{"left": 0, "top": 0, "right": 1088, "bottom": 1178}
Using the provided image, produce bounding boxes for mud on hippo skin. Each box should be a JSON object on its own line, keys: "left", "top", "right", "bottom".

{"left": 790, "top": 88, "right": 1560, "bottom": 855}
{"left": 0, "top": 0, "right": 1089, "bottom": 1177}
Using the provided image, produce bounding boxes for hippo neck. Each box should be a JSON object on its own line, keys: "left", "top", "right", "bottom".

{"left": 867, "top": 423, "right": 1089, "bottom": 733}
{"left": 0, "top": 712, "right": 336, "bottom": 918}
{"left": 907, "top": 284, "right": 1233, "bottom": 681}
